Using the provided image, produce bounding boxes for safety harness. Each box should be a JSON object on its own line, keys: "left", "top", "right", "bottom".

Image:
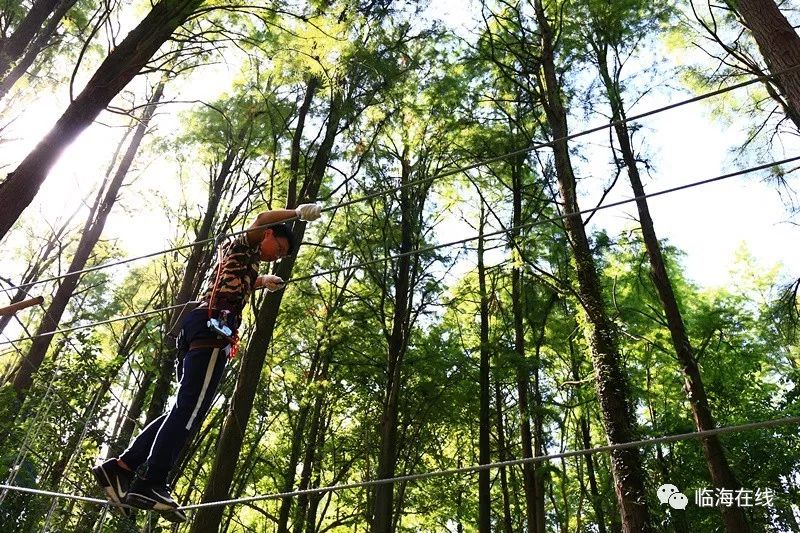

{"left": 202, "top": 242, "right": 240, "bottom": 358}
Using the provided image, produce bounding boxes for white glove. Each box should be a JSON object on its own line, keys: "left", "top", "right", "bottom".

{"left": 259, "top": 274, "right": 285, "bottom": 292}
{"left": 295, "top": 203, "right": 322, "bottom": 221}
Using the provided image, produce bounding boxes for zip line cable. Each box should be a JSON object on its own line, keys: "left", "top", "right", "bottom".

{"left": 0, "top": 301, "right": 191, "bottom": 345}
{"left": 1, "top": 415, "right": 797, "bottom": 511}
{"left": 181, "top": 415, "right": 800, "bottom": 511}
{"left": 271, "top": 154, "right": 800, "bottom": 284}
{"left": 2, "top": 63, "right": 799, "bottom": 298}
{"left": 1, "top": 154, "right": 798, "bottom": 347}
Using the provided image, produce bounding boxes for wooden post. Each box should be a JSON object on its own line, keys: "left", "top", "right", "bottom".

{"left": 0, "top": 295, "right": 44, "bottom": 317}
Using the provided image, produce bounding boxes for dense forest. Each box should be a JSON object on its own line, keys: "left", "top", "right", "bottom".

{"left": 1, "top": 0, "right": 799, "bottom": 531}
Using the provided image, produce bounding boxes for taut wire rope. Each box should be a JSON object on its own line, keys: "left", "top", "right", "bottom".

{"left": 262, "top": 155, "right": 800, "bottom": 284}
{"left": 0, "top": 415, "right": 797, "bottom": 511}
{"left": 0, "top": 292, "right": 140, "bottom": 422}
{"left": 0, "top": 339, "right": 66, "bottom": 506}
{"left": 0, "top": 301, "right": 193, "bottom": 346}
{"left": 2, "top": 63, "right": 799, "bottom": 297}
{"left": 41, "top": 385, "right": 105, "bottom": 532}
{"left": 2, "top": 154, "right": 799, "bottom": 347}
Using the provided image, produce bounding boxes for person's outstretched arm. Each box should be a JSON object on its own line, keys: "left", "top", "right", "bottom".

{"left": 245, "top": 204, "right": 322, "bottom": 246}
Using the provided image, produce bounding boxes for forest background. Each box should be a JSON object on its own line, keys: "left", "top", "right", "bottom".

{"left": 0, "top": 0, "right": 799, "bottom": 531}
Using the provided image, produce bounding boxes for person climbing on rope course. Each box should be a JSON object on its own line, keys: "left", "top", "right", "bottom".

{"left": 90, "top": 203, "right": 323, "bottom": 523}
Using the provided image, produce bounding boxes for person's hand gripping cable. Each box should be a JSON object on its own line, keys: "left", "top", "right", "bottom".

{"left": 257, "top": 274, "right": 286, "bottom": 292}
{"left": 295, "top": 203, "right": 322, "bottom": 221}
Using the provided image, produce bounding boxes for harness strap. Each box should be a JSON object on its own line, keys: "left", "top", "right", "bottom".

{"left": 206, "top": 238, "right": 240, "bottom": 359}
{"left": 189, "top": 339, "right": 230, "bottom": 351}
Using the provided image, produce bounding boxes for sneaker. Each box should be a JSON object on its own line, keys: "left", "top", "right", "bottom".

{"left": 91, "top": 458, "right": 134, "bottom": 517}
{"left": 125, "top": 477, "right": 187, "bottom": 523}
{"left": 159, "top": 507, "right": 189, "bottom": 523}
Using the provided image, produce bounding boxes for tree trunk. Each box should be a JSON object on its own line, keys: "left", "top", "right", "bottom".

{"left": 532, "top": 1, "right": 653, "bottom": 530}
{"left": 595, "top": 44, "right": 751, "bottom": 532}
{"left": 12, "top": 81, "right": 165, "bottom": 396}
{"left": 494, "top": 380, "right": 514, "bottom": 533}
{"left": 276, "top": 351, "right": 324, "bottom": 533}
{"left": 509, "top": 155, "right": 543, "bottom": 533}
{"left": 529, "top": 296, "right": 555, "bottom": 533}
{"left": 189, "top": 83, "right": 341, "bottom": 533}
{"left": 477, "top": 203, "right": 491, "bottom": 532}
{"left": 293, "top": 357, "right": 331, "bottom": 533}
{"left": 732, "top": 0, "right": 800, "bottom": 120}
{"left": 0, "top": 0, "right": 79, "bottom": 101}
{"left": 372, "top": 155, "right": 415, "bottom": 533}
{"left": 580, "top": 416, "right": 609, "bottom": 533}
{"left": 0, "top": 0, "right": 205, "bottom": 240}
{"left": 477, "top": 247, "right": 496, "bottom": 522}
{"left": 0, "top": 0, "right": 61, "bottom": 79}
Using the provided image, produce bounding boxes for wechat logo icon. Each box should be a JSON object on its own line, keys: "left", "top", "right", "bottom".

{"left": 657, "top": 484, "right": 688, "bottom": 510}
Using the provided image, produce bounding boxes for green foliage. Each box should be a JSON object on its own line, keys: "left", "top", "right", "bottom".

{"left": 3, "top": 0, "right": 800, "bottom": 532}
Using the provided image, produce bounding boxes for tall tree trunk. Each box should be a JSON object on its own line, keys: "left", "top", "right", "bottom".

{"left": 0, "top": 0, "right": 79, "bottom": 100}
{"left": 529, "top": 295, "right": 555, "bottom": 533}
{"left": 0, "top": 0, "right": 205, "bottom": 240}
{"left": 570, "top": 331, "right": 609, "bottom": 533}
{"left": 189, "top": 83, "right": 341, "bottom": 533}
{"left": 730, "top": 0, "right": 800, "bottom": 119}
{"left": 581, "top": 416, "right": 609, "bottom": 533}
{"left": 494, "top": 381, "right": 514, "bottom": 533}
{"left": 12, "top": 81, "right": 165, "bottom": 396}
{"left": 532, "top": 1, "right": 653, "bottom": 530}
{"left": 372, "top": 155, "right": 415, "bottom": 533}
{"left": 646, "top": 369, "right": 690, "bottom": 533}
{"left": 276, "top": 348, "right": 326, "bottom": 533}
{"left": 293, "top": 377, "right": 328, "bottom": 533}
{"left": 509, "top": 155, "right": 543, "bottom": 533}
{"left": 477, "top": 204, "right": 491, "bottom": 532}
{"left": 594, "top": 43, "right": 750, "bottom": 532}
{"left": 0, "top": 0, "right": 61, "bottom": 78}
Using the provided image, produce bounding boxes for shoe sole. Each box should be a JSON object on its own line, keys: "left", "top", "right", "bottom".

{"left": 91, "top": 465, "right": 132, "bottom": 518}
{"left": 125, "top": 492, "right": 187, "bottom": 522}
{"left": 158, "top": 507, "right": 188, "bottom": 523}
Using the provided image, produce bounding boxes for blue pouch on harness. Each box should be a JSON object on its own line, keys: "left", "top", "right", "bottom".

{"left": 207, "top": 309, "right": 236, "bottom": 340}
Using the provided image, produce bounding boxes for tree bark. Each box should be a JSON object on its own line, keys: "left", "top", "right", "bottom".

{"left": 510, "top": 156, "right": 542, "bottom": 533}
{"left": 0, "top": 0, "right": 205, "bottom": 240}
{"left": 372, "top": 154, "right": 415, "bottom": 533}
{"left": 292, "top": 363, "right": 329, "bottom": 533}
{"left": 0, "top": 0, "right": 61, "bottom": 79}
{"left": 493, "top": 380, "right": 514, "bottom": 533}
{"left": 276, "top": 348, "right": 325, "bottom": 533}
{"left": 12, "top": 81, "right": 165, "bottom": 396}
{"left": 594, "top": 41, "right": 751, "bottom": 532}
{"left": 580, "top": 416, "right": 609, "bottom": 533}
{"left": 532, "top": 1, "right": 653, "bottom": 530}
{"left": 0, "top": 0, "right": 79, "bottom": 101}
{"left": 731, "top": 0, "right": 800, "bottom": 120}
{"left": 477, "top": 204, "right": 491, "bottom": 533}
{"left": 529, "top": 295, "right": 555, "bottom": 533}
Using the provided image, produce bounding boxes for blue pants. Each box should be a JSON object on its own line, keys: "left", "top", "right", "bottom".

{"left": 120, "top": 309, "right": 228, "bottom": 484}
